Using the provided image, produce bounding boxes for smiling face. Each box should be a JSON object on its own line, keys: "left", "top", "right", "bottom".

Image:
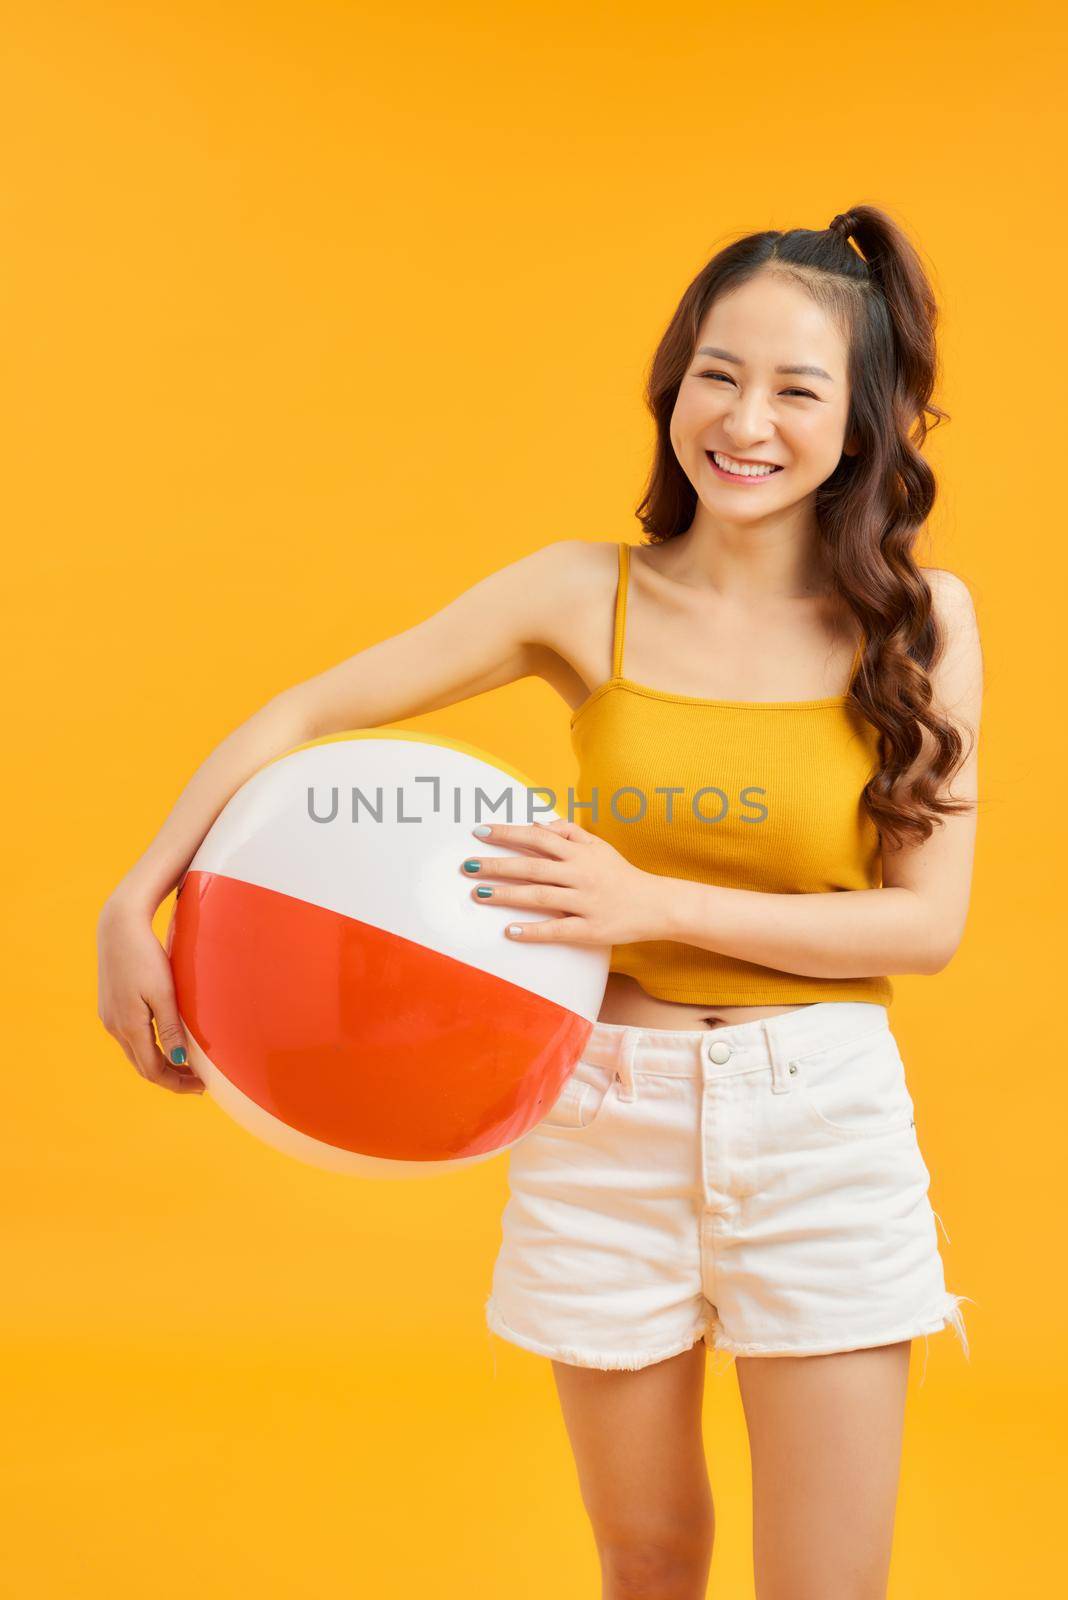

{"left": 670, "top": 270, "right": 857, "bottom": 525}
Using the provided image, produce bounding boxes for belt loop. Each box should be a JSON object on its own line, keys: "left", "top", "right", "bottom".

{"left": 614, "top": 1027, "right": 640, "bottom": 1102}
{"left": 762, "top": 1017, "right": 794, "bottom": 1096}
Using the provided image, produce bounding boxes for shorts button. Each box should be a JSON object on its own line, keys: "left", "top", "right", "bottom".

{"left": 707, "top": 1041, "right": 732, "bottom": 1064}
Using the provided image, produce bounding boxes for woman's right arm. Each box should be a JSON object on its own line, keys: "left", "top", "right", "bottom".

{"left": 97, "top": 539, "right": 588, "bottom": 1093}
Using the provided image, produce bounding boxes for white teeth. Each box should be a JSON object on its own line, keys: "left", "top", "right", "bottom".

{"left": 711, "top": 451, "right": 779, "bottom": 478}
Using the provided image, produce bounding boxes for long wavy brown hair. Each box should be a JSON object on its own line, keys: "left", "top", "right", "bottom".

{"left": 635, "top": 204, "right": 974, "bottom": 851}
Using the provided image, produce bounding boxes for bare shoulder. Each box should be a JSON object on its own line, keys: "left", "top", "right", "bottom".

{"left": 515, "top": 536, "right": 618, "bottom": 641}
{"left": 440, "top": 536, "right": 609, "bottom": 649}
{"left": 475, "top": 534, "right": 602, "bottom": 600}
{"left": 520, "top": 536, "right": 614, "bottom": 599}
{"left": 924, "top": 565, "right": 978, "bottom": 617}
{"left": 921, "top": 566, "right": 983, "bottom": 720}
{"left": 923, "top": 566, "right": 982, "bottom": 652}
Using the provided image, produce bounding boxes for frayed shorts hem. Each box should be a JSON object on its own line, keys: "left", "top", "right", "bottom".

{"left": 707, "top": 1291, "right": 975, "bottom": 1363}
{"left": 485, "top": 1292, "right": 975, "bottom": 1379}
{"left": 484, "top": 1295, "right": 713, "bottom": 1372}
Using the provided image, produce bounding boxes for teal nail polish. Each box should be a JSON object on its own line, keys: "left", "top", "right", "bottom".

{"left": 475, "top": 886, "right": 493, "bottom": 898}
{"left": 472, "top": 826, "right": 492, "bottom": 837}
{"left": 462, "top": 859, "right": 481, "bottom": 873}
{"left": 171, "top": 1047, "right": 187, "bottom": 1065}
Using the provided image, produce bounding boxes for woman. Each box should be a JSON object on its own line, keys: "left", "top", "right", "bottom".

{"left": 98, "top": 204, "right": 981, "bottom": 1598}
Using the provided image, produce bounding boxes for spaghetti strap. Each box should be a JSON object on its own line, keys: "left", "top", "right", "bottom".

{"left": 612, "top": 542, "right": 630, "bottom": 679}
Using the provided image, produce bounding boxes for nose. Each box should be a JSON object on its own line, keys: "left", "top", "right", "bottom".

{"left": 722, "top": 390, "right": 775, "bottom": 445}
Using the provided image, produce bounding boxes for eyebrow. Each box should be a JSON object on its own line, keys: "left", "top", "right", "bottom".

{"left": 696, "top": 346, "right": 834, "bottom": 382}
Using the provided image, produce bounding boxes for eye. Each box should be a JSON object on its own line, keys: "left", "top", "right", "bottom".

{"left": 697, "top": 370, "right": 818, "bottom": 400}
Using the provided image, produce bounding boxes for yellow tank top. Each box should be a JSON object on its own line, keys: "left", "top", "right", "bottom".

{"left": 570, "top": 542, "right": 893, "bottom": 1007}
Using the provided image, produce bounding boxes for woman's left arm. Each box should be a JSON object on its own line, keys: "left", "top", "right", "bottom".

{"left": 655, "top": 570, "right": 983, "bottom": 978}
{"left": 463, "top": 572, "right": 981, "bottom": 973}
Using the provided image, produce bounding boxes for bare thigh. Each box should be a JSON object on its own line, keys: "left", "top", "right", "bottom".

{"left": 735, "top": 1340, "right": 912, "bottom": 1600}
{"left": 551, "top": 1340, "right": 714, "bottom": 1589}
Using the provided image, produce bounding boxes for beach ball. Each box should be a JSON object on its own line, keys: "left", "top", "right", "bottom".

{"left": 166, "top": 731, "right": 609, "bottom": 1178}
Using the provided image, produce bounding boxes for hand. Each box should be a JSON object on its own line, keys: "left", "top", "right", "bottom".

{"left": 96, "top": 899, "right": 207, "bottom": 1094}
{"left": 460, "top": 819, "right": 663, "bottom": 946}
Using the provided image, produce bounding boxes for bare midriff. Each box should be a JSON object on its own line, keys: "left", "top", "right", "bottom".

{"left": 596, "top": 971, "right": 813, "bottom": 1031}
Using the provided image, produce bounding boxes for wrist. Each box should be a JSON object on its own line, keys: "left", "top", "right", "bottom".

{"left": 638, "top": 870, "right": 691, "bottom": 943}
{"left": 100, "top": 879, "right": 167, "bottom": 925}
{"left": 654, "top": 876, "right": 707, "bottom": 945}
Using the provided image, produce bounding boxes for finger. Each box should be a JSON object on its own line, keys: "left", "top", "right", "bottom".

{"left": 148, "top": 986, "right": 194, "bottom": 1073}
{"left": 171, "top": 1070, "right": 207, "bottom": 1094}
{"left": 470, "top": 823, "right": 572, "bottom": 859}
{"left": 121, "top": 1026, "right": 169, "bottom": 1085}
{"left": 126, "top": 1002, "right": 206, "bottom": 1094}
{"left": 147, "top": 986, "right": 206, "bottom": 1091}
{"left": 461, "top": 854, "right": 567, "bottom": 883}
{"left": 535, "top": 818, "right": 595, "bottom": 845}
{"left": 472, "top": 882, "right": 581, "bottom": 911}
{"left": 115, "top": 1034, "right": 146, "bottom": 1075}
{"left": 504, "top": 913, "right": 592, "bottom": 943}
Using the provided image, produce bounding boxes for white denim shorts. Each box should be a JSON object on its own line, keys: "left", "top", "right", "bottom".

{"left": 485, "top": 1002, "right": 973, "bottom": 1381}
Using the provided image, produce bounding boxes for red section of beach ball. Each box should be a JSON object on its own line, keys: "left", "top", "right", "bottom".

{"left": 170, "top": 869, "right": 592, "bottom": 1161}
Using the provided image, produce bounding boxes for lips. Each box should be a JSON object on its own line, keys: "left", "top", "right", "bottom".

{"left": 707, "top": 450, "right": 783, "bottom": 471}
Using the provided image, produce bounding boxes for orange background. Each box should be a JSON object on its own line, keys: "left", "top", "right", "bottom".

{"left": 3, "top": 2, "right": 1063, "bottom": 1593}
